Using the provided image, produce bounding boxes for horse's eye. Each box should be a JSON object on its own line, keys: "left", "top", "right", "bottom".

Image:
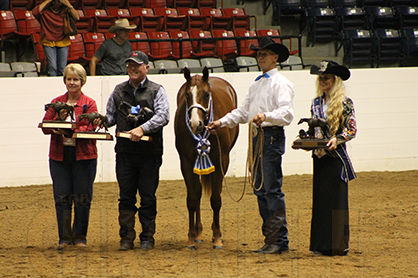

{"left": 204, "top": 91, "right": 210, "bottom": 99}
{"left": 185, "top": 92, "right": 191, "bottom": 100}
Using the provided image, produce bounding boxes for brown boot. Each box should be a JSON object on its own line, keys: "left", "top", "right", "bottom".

{"left": 118, "top": 210, "right": 136, "bottom": 251}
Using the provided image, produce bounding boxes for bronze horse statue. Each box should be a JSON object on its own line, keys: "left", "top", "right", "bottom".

{"left": 298, "top": 117, "right": 327, "bottom": 139}
{"left": 44, "top": 101, "right": 75, "bottom": 121}
{"left": 79, "top": 112, "right": 109, "bottom": 131}
{"left": 174, "top": 67, "right": 239, "bottom": 249}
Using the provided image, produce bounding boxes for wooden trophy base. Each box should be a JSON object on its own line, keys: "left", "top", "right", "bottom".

{"left": 292, "top": 138, "right": 329, "bottom": 150}
{"left": 38, "top": 121, "right": 78, "bottom": 129}
{"left": 72, "top": 132, "right": 113, "bottom": 140}
{"left": 116, "top": 132, "right": 152, "bottom": 142}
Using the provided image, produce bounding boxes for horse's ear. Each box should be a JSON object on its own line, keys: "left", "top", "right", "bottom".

{"left": 183, "top": 67, "right": 191, "bottom": 82}
{"left": 202, "top": 66, "right": 209, "bottom": 82}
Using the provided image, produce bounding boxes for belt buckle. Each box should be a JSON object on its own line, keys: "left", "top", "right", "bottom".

{"left": 251, "top": 123, "right": 258, "bottom": 137}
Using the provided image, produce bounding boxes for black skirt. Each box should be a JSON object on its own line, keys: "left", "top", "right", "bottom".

{"left": 310, "top": 154, "right": 349, "bottom": 255}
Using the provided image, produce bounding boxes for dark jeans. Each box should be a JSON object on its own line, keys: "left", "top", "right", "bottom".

{"left": 49, "top": 146, "right": 97, "bottom": 245}
{"left": 116, "top": 152, "right": 162, "bottom": 243}
{"left": 253, "top": 127, "right": 288, "bottom": 248}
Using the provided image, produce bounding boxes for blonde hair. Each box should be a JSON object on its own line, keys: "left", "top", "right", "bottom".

{"left": 63, "top": 63, "right": 87, "bottom": 86}
{"left": 315, "top": 75, "right": 346, "bottom": 137}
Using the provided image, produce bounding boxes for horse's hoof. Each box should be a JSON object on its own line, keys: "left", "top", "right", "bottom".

{"left": 186, "top": 245, "right": 197, "bottom": 250}
{"left": 195, "top": 239, "right": 203, "bottom": 243}
{"left": 213, "top": 245, "right": 223, "bottom": 250}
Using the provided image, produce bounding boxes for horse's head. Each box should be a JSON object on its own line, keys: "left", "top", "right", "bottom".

{"left": 183, "top": 67, "right": 212, "bottom": 135}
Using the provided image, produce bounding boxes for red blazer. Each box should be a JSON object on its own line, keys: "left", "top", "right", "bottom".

{"left": 42, "top": 92, "right": 98, "bottom": 161}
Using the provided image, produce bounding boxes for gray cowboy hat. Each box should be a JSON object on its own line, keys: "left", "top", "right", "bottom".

{"left": 249, "top": 37, "right": 290, "bottom": 63}
{"left": 109, "top": 18, "right": 137, "bottom": 33}
{"left": 310, "top": 60, "right": 351, "bottom": 81}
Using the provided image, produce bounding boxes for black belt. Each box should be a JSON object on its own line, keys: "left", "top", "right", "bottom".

{"left": 262, "top": 126, "right": 283, "bottom": 130}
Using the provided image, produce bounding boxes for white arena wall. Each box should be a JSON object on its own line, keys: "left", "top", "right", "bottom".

{"left": 1, "top": 67, "right": 417, "bottom": 188}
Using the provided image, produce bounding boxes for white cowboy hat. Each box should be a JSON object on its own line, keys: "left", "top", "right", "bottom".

{"left": 109, "top": 18, "right": 137, "bottom": 33}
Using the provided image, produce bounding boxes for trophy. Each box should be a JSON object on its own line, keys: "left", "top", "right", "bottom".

{"left": 292, "top": 118, "right": 329, "bottom": 150}
{"left": 116, "top": 102, "right": 154, "bottom": 142}
{"left": 72, "top": 112, "right": 113, "bottom": 140}
{"left": 38, "top": 101, "right": 78, "bottom": 129}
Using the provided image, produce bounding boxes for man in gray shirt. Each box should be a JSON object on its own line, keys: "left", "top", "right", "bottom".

{"left": 89, "top": 18, "right": 136, "bottom": 75}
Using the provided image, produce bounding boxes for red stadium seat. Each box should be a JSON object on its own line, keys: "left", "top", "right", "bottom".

{"left": 0, "top": 11, "right": 19, "bottom": 49}
{"left": 103, "top": 0, "right": 128, "bottom": 9}
{"left": 80, "top": 0, "right": 104, "bottom": 9}
{"left": 154, "top": 8, "right": 187, "bottom": 31}
{"left": 83, "top": 9, "right": 117, "bottom": 33}
{"left": 128, "top": 31, "right": 151, "bottom": 54}
{"left": 13, "top": 10, "right": 41, "bottom": 35}
{"left": 147, "top": 31, "right": 174, "bottom": 60}
{"left": 200, "top": 8, "right": 232, "bottom": 30}
{"left": 130, "top": 8, "right": 164, "bottom": 31}
{"left": 169, "top": 30, "right": 212, "bottom": 59}
{"left": 234, "top": 29, "right": 258, "bottom": 57}
{"left": 82, "top": 32, "right": 106, "bottom": 58}
{"left": 126, "top": 0, "right": 145, "bottom": 8}
{"left": 177, "top": 8, "right": 210, "bottom": 31}
{"left": 74, "top": 9, "right": 95, "bottom": 33}
{"left": 211, "top": 29, "right": 239, "bottom": 59}
{"left": 31, "top": 32, "right": 46, "bottom": 73}
{"left": 196, "top": 0, "right": 216, "bottom": 8}
{"left": 144, "top": 0, "right": 167, "bottom": 8}
{"left": 67, "top": 33, "right": 90, "bottom": 64}
{"left": 189, "top": 30, "right": 216, "bottom": 57}
{"left": 10, "top": 0, "right": 34, "bottom": 10}
{"left": 222, "top": 8, "right": 256, "bottom": 31}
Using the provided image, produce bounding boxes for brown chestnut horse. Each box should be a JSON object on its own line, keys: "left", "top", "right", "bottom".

{"left": 174, "top": 67, "right": 239, "bottom": 249}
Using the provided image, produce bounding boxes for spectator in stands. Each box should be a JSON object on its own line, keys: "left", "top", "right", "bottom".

{"left": 0, "top": 0, "right": 9, "bottom": 10}
{"left": 33, "top": 0, "right": 79, "bottom": 76}
{"left": 41, "top": 63, "right": 98, "bottom": 250}
{"left": 89, "top": 18, "right": 136, "bottom": 76}
{"left": 104, "top": 51, "right": 169, "bottom": 251}
{"left": 307, "top": 60, "right": 357, "bottom": 256}
{"left": 207, "top": 37, "right": 294, "bottom": 254}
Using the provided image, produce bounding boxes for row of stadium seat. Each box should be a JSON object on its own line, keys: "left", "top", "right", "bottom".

{"left": 29, "top": 30, "right": 300, "bottom": 73}
{"left": 7, "top": 0, "right": 216, "bottom": 10}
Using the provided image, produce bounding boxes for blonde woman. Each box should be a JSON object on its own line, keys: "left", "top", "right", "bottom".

{"left": 308, "top": 60, "right": 357, "bottom": 256}
{"left": 42, "top": 63, "right": 98, "bottom": 250}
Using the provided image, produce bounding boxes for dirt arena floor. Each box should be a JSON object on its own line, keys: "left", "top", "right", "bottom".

{"left": 0, "top": 170, "right": 417, "bottom": 277}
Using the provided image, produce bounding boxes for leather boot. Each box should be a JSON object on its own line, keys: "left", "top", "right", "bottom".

{"left": 118, "top": 210, "right": 136, "bottom": 251}
{"left": 262, "top": 210, "right": 288, "bottom": 253}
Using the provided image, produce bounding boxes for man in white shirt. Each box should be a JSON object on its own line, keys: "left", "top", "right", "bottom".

{"left": 207, "top": 37, "right": 295, "bottom": 254}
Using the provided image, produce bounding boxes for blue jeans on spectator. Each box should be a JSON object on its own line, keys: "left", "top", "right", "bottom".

{"left": 253, "top": 126, "right": 289, "bottom": 249}
{"left": 43, "top": 45, "right": 68, "bottom": 76}
{"left": 49, "top": 146, "right": 97, "bottom": 245}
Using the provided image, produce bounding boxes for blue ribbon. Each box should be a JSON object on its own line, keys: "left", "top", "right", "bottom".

{"left": 185, "top": 96, "right": 215, "bottom": 175}
{"left": 131, "top": 105, "right": 141, "bottom": 115}
{"left": 255, "top": 72, "right": 270, "bottom": 81}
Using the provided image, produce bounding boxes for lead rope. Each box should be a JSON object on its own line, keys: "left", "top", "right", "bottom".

{"left": 211, "top": 118, "right": 265, "bottom": 202}
{"left": 245, "top": 118, "right": 264, "bottom": 192}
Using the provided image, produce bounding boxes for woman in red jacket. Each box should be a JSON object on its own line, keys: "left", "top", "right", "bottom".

{"left": 33, "top": 0, "right": 79, "bottom": 76}
{"left": 42, "top": 63, "right": 97, "bottom": 250}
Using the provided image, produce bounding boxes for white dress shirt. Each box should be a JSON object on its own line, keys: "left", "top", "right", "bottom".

{"left": 219, "top": 68, "right": 295, "bottom": 128}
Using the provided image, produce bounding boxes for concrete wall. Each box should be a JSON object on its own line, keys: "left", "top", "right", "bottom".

{"left": 1, "top": 67, "right": 417, "bottom": 187}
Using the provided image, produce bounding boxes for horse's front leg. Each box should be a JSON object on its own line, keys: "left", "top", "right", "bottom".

{"left": 210, "top": 172, "right": 223, "bottom": 249}
{"left": 186, "top": 184, "right": 202, "bottom": 249}
{"left": 195, "top": 202, "right": 203, "bottom": 243}
{"left": 183, "top": 163, "right": 202, "bottom": 249}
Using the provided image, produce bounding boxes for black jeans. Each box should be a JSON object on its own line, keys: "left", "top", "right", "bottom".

{"left": 116, "top": 152, "right": 162, "bottom": 243}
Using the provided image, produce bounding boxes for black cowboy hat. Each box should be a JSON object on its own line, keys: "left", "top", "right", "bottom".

{"left": 249, "top": 37, "right": 289, "bottom": 63}
{"left": 310, "top": 60, "right": 351, "bottom": 81}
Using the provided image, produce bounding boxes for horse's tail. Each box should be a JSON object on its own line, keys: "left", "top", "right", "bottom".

{"left": 200, "top": 175, "right": 212, "bottom": 196}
